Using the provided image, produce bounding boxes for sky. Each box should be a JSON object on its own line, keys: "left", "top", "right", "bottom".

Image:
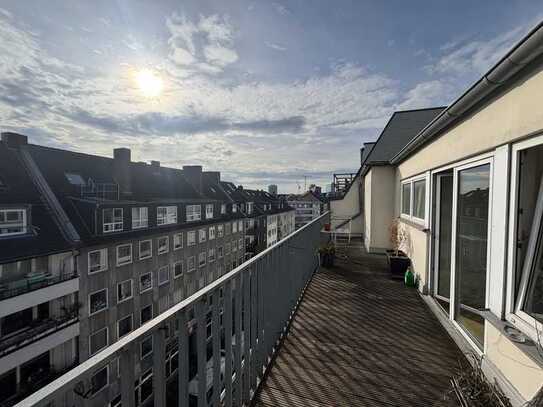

{"left": 0, "top": 1, "right": 541, "bottom": 193}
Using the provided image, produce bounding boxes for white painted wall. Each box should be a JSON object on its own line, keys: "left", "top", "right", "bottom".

{"left": 364, "top": 166, "right": 395, "bottom": 252}
{"left": 330, "top": 174, "right": 363, "bottom": 234}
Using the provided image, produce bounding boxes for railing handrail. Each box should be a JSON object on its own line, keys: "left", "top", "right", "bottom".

{"left": 15, "top": 211, "right": 329, "bottom": 407}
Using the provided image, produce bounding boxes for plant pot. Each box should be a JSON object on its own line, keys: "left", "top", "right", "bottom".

{"left": 324, "top": 223, "right": 331, "bottom": 231}
{"left": 386, "top": 250, "right": 411, "bottom": 279}
{"left": 321, "top": 253, "right": 335, "bottom": 268}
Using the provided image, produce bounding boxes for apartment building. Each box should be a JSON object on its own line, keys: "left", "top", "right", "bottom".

{"left": 287, "top": 191, "right": 322, "bottom": 229}
{"left": 0, "top": 133, "right": 248, "bottom": 406}
{"left": 331, "top": 23, "right": 543, "bottom": 406}
{"left": 0, "top": 137, "right": 79, "bottom": 406}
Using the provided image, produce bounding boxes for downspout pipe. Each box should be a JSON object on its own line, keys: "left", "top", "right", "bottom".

{"left": 391, "top": 21, "right": 543, "bottom": 164}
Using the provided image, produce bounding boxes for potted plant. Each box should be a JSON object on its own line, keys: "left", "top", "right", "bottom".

{"left": 386, "top": 219, "right": 411, "bottom": 279}
{"left": 318, "top": 243, "right": 336, "bottom": 268}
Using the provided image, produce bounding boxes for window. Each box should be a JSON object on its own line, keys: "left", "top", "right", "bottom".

{"left": 225, "top": 242, "right": 231, "bottom": 254}
{"left": 187, "top": 231, "right": 196, "bottom": 246}
{"left": 157, "top": 206, "right": 177, "bottom": 225}
{"left": 232, "top": 240, "right": 237, "bottom": 252}
{"left": 199, "top": 228, "right": 206, "bottom": 243}
{"left": 187, "top": 256, "right": 196, "bottom": 272}
{"left": 218, "top": 246, "right": 223, "bottom": 258}
{"left": 413, "top": 180, "right": 426, "bottom": 220}
{"left": 232, "top": 221, "right": 238, "bottom": 233}
{"left": 103, "top": 208, "right": 123, "bottom": 233}
{"left": 238, "top": 220, "right": 243, "bottom": 232}
{"left": 401, "top": 177, "right": 427, "bottom": 222}
{"left": 239, "top": 238, "right": 243, "bottom": 251}
{"left": 65, "top": 172, "right": 85, "bottom": 185}
{"left": 232, "top": 204, "right": 237, "bottom": 213}
{"left": 141, "top": 336, "right": 153, "bottom": 359}
{"left": 110, "top": 394, "right": 121, "bottom": 407}
{"left": 157, "top": 236, "right": 169, "bottom": 254}
{"left": 186, "top": 205, "right": 201, "bottom": 222}
{"left": 139, "top": 240, "right": 152, "bottom": 260}
{"left": 165, "top": 347, "right": 179, "bottom": 378}
{"left": 206, "top": 204, "right": 214, "bottom": 219}
{"left": 247, "top": 202, "right": 253, "bottom": 214}
{"left": 141, "top": 304, "right": 153, "bottom": 324}
{"left": 0, "top": 208, "right": 27, "bottom": 236}
{"left": 208, "top": 248, "right": 215, "bottom": 262}
{"left": 217, "top": 224, "right": 224, "bottom": 237}
{"left": 90, "top": 366, "right": 109, "bottom": 395}
{"left": 88, "top": 249, "right": 108, "bottom": 274}
{"left": 225, "top": 223, "right": 231, "bottom": 235}
{"left": 132, "top": 207, "right": 148, "bottom": 229}
{"left": 174, "top": 261, "right": 183, "bottom": 278}
{"left": 89, "top": 327, "right": 108, "bottom": 356}
{"left": 221, "top": 204, "right": 226, "bottom": 214}
{"left": 140, "top": 273, "right": 152, "bottom": 293}
{"left": 173, "top": 233, "right": 183, "bottom": 250}
{"left": 135, "top": 369, "right": 153, "bottom": 405}
{"left": 117, "top": 314, "right": 133, "bottom": 338}
{"left": 209, "top": 226, "right": 215, "bottom": 240}
{"left": 116, "top": 244, "right": 132, "bottom": 266}
{"left": 199, "top": 252, "right": 206, "bottom": 267}
{"left": 158, "top": 265, "right": 170, "bottom": 285}
{"left": 89, "top": 289, "right": 108, "bottom": 316}
{"left": 117, "top": 279, "right": 133, "bottom": 303}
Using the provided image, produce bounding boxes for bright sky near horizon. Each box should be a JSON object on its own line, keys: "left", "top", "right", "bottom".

{"left": 0, "top": 1, "right": 541, "bottom": 193}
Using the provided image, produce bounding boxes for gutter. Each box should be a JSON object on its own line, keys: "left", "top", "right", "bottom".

{"left": 391, "top": 21, "right": 543, "bottom": 164}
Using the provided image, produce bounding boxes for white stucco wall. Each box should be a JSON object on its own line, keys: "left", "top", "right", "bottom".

{"left": 365, "top": 166, "right": 395, "bottom": 252}
{"left": 330, "top": 174, "right": 363, "bottom": 234}
{"left": 395, "top": 65, "right": 543, "bottom": 401}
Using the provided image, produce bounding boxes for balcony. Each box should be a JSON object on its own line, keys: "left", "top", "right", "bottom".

{"left": 0, "top": 272, "right": 78, "bottom": 302}
{"left": 13, "top": 213, "right": 463, "bottom": 407}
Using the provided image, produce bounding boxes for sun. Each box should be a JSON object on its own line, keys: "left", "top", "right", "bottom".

{"left": 135, "top": 68, "right": 163, "bottom": 98}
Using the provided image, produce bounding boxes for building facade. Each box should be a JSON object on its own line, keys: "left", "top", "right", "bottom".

{"left": 287, "top": 192, "right": 322, "bottom": 229}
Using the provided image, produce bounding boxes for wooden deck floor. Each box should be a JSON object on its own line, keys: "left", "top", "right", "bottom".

{"left": 253, "top": 245, "right": 464, "bottom": 407}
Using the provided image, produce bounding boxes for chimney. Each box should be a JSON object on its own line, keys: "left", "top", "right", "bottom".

{"left": 203, "top": 171, "right": 221, "bottom": 185}
{"left": 183, "top": 165, "right": 203, "bottom": 193}
{"left": 151, "top": 160, "right": 160, "bottom": 167}
{"left": 1, "top": 132, "right": 28, "bottom": 149}
{"left": 237, "top": 185, "right": 243, "bottom": 191}
{"left": 113, "top": 147, "right": 131, "bottom": 194}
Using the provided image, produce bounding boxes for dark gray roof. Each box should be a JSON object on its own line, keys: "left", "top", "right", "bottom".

{"left": 364, "top": 107, "right": 446, "bottom": 166}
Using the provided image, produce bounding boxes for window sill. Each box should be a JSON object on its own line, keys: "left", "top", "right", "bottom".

{"left": 398, "top": 216, "right": 428, "bottom": 232}
{"left": 482, "top": 311, "right": 543, "bottom": 369}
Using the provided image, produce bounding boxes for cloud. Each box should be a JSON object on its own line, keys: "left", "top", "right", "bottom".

{"left": 272, "top": 3, "right": 290, "bottom": 15}
{"left": 396, "top": 80, "right": 455, "bottom": 110}
{"left": 265, "top": 42, "right": 287, "bottom": 51}
{"left": 166, "top": 12, "right": 238, "bottom": 74}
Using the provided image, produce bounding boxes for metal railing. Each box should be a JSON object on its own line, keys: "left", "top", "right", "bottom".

{"left": 0, "top": 272, "right": 78, "bottom": 301}
{"left": 15, "top": 212, "right": 329, "bottom": 407}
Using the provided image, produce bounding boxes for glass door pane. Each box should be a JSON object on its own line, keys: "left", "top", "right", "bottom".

{"left": 455, "top": 163, "right": 490, "bottom": 348}
{"left": 435, "top": 174, "right": 453, "bottom": 313}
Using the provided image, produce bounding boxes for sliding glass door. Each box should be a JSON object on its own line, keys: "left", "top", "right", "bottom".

{"left": 453, "top": 163, "right": 491, "bottom": 348}
{"left": 434, "top": 173, "right": 453, "bottom": 313}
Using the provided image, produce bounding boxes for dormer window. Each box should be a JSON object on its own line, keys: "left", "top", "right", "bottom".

{"left": 157, "top": 206, "right": 177, "bottom": 226}
{"left": 247, "top": 202, "right": 253, "bottom": 215}
{"left": 221, "top": 204, "right": 226, "bottom": 215}
{"left": 186, "top": 205, "right": 201, "bottom": 222}
{"left": 65, "top": 173, "right": 85, "bottom": 186}
{"left": 232, "top": 204, "right": 237, "bottom": 213}
{"left": 103, "top": 208, "right": 123, "bottom": 233}
{"left": 0, "top": 208, "right": 27, "bottom": 236}
{"left": 132, "top": 207, "right": 148, "bottom": 229}
{"left": 206, "top": 204, "right": 214, "bottom": 219}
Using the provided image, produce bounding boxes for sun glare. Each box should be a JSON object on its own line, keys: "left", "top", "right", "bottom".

{"left": 135, "top": 68, "right": 163, "bottom": 98}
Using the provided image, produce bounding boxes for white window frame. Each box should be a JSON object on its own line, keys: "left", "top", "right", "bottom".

{"left": 206, "top": 204, "right": 214, "bottom": 219}
{"left": 139, "top": 240, "right": 152, "bottom": 260}
{"left": 132, "top": 207, "right": 148, "bottom": 229}
{"left": 117, "top": 279, "right": 133, "bottom": 303}
{"left": 157, "top": 206, "right": 177, "bottom": 226}
{"left": 88, "top": 248, "right": 108, "bottom": 274}
{"left": 116, "top": 243, "right": 132, "bottom": 266}
{"left": 400, "top": 174, "right": 429, "bottom": 226}
{"left": 247, "top": 202, "right": 253, "bottom": 214}
{"left": 173, "top": 233, "right": 183, "bottom": 250}
{"left": 135, "top": 368, "right": 153, "bottom": 404}
{"left": 208, "top": 248, "right": 215, "bottom": 263}
{"left": 158, "top": 265, "right": 170, "bottom": 286}
{"left": 186, "top": 205, "right": 201, "bottom": 222}
{"left": 89, "top": 327, "right": 108, "bottom": 356}
{"left": 117, "top": 314, "right": 133, "bottom": 339}
{"left": 187, "top": 256, "right": 196, "bottom": 272}
{"left": 90, "top": 365, "right": 109, "bottom": 396}
{"left": 89, "top": 288, "right": 108, "bottom": 316}
{"left": 141, "top": 336, "right": 153, "bottom": 359}
{"left": 187, "top": 231, "right": 196, "bottom": 246}
{"left": 209, "top": 226, "right": 215, "bottom": 240}
{"left": 157, "top": 236, "right": 169, "bottom": 255}
{"left": 217, "top": 224, "right": 224, "bottom": 237}
{"left": 218, "top": 246, "right": 223, "bottom": 258}
{"left": 0, "top": 208, "right": 27, "bottom": 236}
{"left": 173, "top": 260, "right": 184, "bottom": 279}
{"left": 199, "top": 228, "right": 206, "bottom": 243}
{"left": 232, "top": 221, "right": 237, "bottom": 234}
{"left": 221, "top": 204, "right": 226, "bottom": 215}
{"left": 199, "top": 252, "right": 206, "bottom": 267}
{"left": 140, "top": 272, "right": 153, "bottom": 293}
{"left": 103, "top": 208, "right": 123, "bottom": 233}
{"left": 232, "top": 204, "right": 237, "bottom": 213}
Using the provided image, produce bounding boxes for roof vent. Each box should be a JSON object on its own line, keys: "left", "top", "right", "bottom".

{"left": 151, "top": 160, "right": 160, "bottom": 167}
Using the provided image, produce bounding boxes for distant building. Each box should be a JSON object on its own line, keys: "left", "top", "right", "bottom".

{"left": 267, "top": 184, "right": 278, "bottom": 196}
{"left": 287, "top": 191, "right": 323, "bottom": 229}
